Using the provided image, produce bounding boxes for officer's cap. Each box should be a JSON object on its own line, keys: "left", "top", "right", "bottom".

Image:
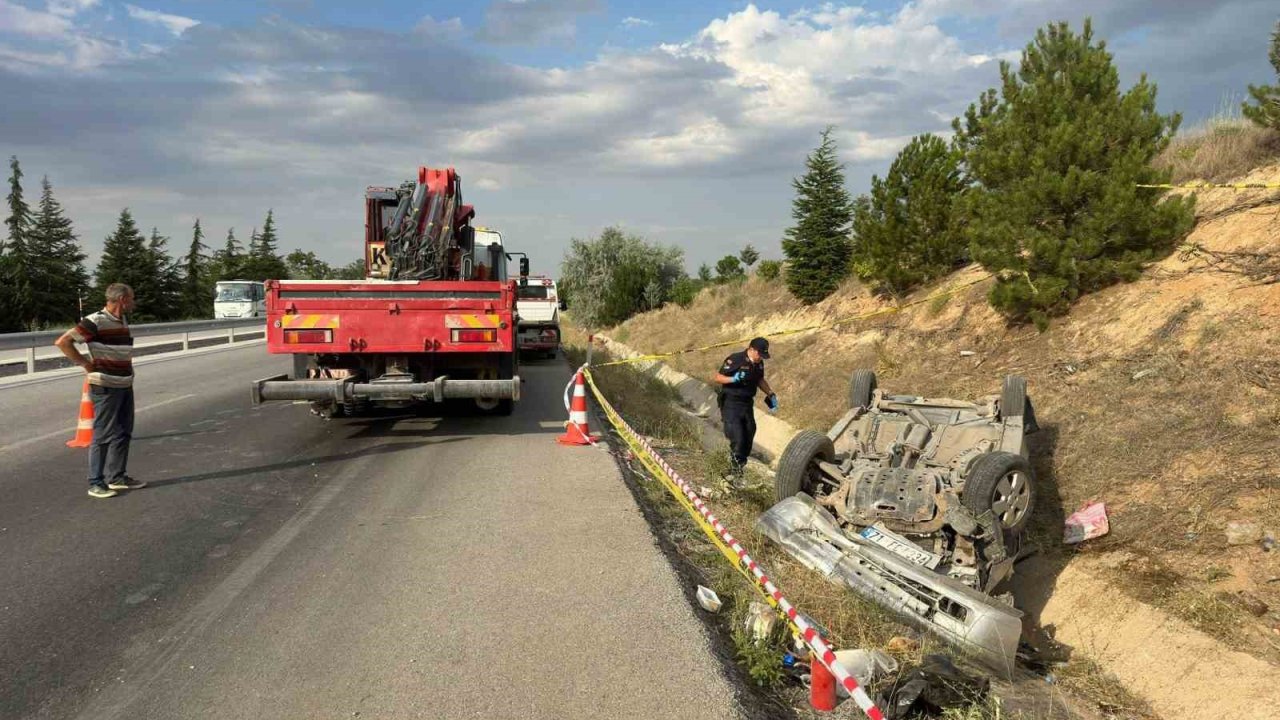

{"left": 749, "top": 337, "right": 770, "bottom": 359}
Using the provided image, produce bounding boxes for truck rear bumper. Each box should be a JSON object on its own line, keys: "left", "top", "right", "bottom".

{"left": 252, "top": 375, "right": 521, "bottom": 405}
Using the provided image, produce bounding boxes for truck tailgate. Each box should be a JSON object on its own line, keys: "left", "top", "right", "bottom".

{"left": 265, "top": 280, "right": 516, "bottom": 354}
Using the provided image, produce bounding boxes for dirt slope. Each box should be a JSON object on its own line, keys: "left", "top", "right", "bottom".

{"left": 612, "top": 164, "right": 1280, "bottom": 698}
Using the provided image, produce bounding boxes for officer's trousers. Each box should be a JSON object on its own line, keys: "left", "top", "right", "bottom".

{"left": 720, "top": 398, "right": 756, "bottom": 471}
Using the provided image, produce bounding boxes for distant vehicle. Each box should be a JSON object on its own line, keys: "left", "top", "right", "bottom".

{"left": 214, "top": 280, "right": 266, "bottom": 318}
{"left": 516, "top": 276, "right": 564, "bottom": 358}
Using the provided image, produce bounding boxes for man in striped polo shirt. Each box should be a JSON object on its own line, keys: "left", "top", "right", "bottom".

{"left": 54, "top": 283, "right": 147, "bottom": 499}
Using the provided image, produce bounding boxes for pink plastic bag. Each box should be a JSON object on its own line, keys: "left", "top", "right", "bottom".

{"left": 1064, "top": 502, "right": 1109, "bottom": 544}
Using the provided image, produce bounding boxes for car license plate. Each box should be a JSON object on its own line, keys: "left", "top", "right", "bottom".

{"left": 859, "top": 525, "right": 941, "bottom": 569}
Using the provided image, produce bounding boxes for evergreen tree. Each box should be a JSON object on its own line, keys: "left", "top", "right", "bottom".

{"left": 851, "top": 134, "right": 968, "bottom": 296}
{"left": 697, "top": 263, "right": 712, "bottom": 282}
{"left": 213, "top": 228, "right": 243, "bottom": 280}
{"left": 243, "top": 210, "right": 287, "bottom": 280}
{"left": 145, "top": 228, "right": 183, "bottom": 321}
{"left": 715, "top": 254, "right": 745, "bottom": 281}
{"left": 1242, "top": 21, "right": 1280, "bottom": 129}
{"left": 782, "top": 127, "right": 854, "bottom": 304}
{"left": 182, "top": 219, "right": 211, "bottom": 318}
{"left": 953, "top": 19, "right": 1195, "bottom": 328}
{"left": 739, "top": 244, "right": 760, "bottom": 268}
{"left": 31, "top": 176, "right": 89, "bottom": 325}
{"left": 94, "top": 209, "right": 151, "bottom": 316}
{"left": 2, "top": 156, "right": 34, "bottom": 330}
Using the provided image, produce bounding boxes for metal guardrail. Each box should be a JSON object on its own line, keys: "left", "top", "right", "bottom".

{"left": 0, "top": 318, "right": 265, "bottom": 374}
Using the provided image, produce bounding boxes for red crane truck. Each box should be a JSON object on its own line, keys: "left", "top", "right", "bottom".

{"left": 251, "top": 167, "right": 522, "bottom": 416}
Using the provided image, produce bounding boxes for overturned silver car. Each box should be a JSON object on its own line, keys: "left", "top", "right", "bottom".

{"left": 756, "top": 371, "right": 1038, "bottom": 674}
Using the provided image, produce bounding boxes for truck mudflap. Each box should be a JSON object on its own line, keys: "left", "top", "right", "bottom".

{"left": 251, "top": 375, "right": 520, "bottom": 405}
{"left": 756, "top": 493, "right": 1021, "bottom": 677}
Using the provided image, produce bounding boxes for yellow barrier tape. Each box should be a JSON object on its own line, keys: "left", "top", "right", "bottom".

{"left": 582, "top": 367, "right": 794, "bottom": 626}
{"left": 596, "top": 273, "right": 994, "bottom": 368}
{"left": 1137, "top": 182, "right": 1280, "bottom": 190}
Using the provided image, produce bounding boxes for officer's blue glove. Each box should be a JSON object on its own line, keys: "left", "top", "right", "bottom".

{"left": 766, "top": 393, "right": 779, "bottom": 412}
{"left": 731, "top": 369, "right": 749, "bottom": 383}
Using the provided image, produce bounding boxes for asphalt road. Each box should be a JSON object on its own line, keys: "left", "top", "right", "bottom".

{"left": 0, "top": 345, "right": 741, "bottom": 719}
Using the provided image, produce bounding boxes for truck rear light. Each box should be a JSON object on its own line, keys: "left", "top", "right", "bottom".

{"left": 284, "top": 329, "right": 333, "bottom": 344}
{"left": 452, "top": 328, "right": 497, "bottom": 343}
{"left": 541, "top": 329, "right": 558, "bottom": 340}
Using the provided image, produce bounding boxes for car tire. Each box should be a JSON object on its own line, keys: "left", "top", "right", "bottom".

{"left": 1001, "top": 376, "right": 1026, "bottom": 418}
{"left": 849, "top": 369, "right": 877, "bottom": 410}
{"left": 775, "top": 429, "right": 835, "bottom": 503}
{"left": 962, "top": 451, "right": 1035, "bottom": 534}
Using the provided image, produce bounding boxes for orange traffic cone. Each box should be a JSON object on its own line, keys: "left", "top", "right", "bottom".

{"left": 66, "top": 380, "right": 94, "bottom": 448}
{"left": 557, "top": 369, "right": 596, "bottom": 446}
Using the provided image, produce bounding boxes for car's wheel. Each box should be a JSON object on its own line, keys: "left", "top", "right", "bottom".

{"left": 775, "top": 429, "right": 835, "bottom": 503}
{"left": 962, "top": 451, "right": 1035, "bottom": 534}
{"left": 849, "top": 369, "right": 877, "bottom": 410}
{"left": 1001, "top": 375, "right": 1027, "bottom": 418}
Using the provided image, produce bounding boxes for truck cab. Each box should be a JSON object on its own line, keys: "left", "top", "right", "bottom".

{"left": 516, "top": 276, "right": 562, "bottom": 358}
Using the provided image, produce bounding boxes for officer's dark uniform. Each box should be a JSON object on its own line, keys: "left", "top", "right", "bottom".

{"left": 717, "top": 350, "right": 764, "bottom": 472}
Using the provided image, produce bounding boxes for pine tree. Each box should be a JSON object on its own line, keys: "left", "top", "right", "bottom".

{"left": 95, "top": 209, "right": 151, "bottom": 317}
{"left": 31, "top": 176, "right": 89, "bottom": 325}
{"left": 782, "top": 127, "right": 854, "bottom": 304}
{"left": 851, "top": 134, "right": 967, "bottom": 296}
{"left": 146, "top": 228, "right": 183, "bottom": 321}
{"left": 697, "top": 263, "right": 712, "bottom": 282}
{"left": 739, "top": 244, "right": 760, "bottom": 268}
{"left": 213, "top": 228, "right": 243, "bottom": 281}
{"left": 2, "top": 156, "right": 34, "bottom": 330}
{"left": 182, "top": 219, "right": 211, "bottom": 318}
{"left": 953, "top": 19, "right": 1195, "bottom": 328}
{"left": 715, "top": 254, "right": 745, "bottom": 281}
{"left": 1242, "top": 21, "right": 1280, "bottom": 129}
{"left": 248, "top": 209, "right": 287, "bottom": 281}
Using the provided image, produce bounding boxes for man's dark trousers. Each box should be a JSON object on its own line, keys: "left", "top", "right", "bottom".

{"left": 88, "top": 386, "right": 134, "bottom": 488}
{"left": 721, "top": 397, "right": 756, "bottom": 472}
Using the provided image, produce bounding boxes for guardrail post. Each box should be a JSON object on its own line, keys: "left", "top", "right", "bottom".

{"left": 25, "top": 347, "right": 35, "bottom": 375}
{"left": 586, "top": 334, "right": 594, "bottom": 366}
{"left": 182, "top": 332, "right": 190, "bottom": 352}
{"left": 227, "top": 327, "right": 235, "bottom": 344}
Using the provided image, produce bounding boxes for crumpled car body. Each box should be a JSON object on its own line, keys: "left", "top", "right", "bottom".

{"left": 761, "top": 372, "right": 1038, "bottom": 673}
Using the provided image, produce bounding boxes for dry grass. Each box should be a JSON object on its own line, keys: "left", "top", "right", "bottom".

{"left": 1156, "top": 115, "right": 1280, "bottom": 184}
{"left": 1053, "top": 657, "right": 1159, "bottom": 720}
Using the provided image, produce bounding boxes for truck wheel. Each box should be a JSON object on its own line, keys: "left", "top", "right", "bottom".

{"left": 775, "top": 429, "right": 835, "bottom": 503}
{"left": 961, "top": 452, "right": 1035, "bottom": 534}
{"left": 849, "top": 369, "right": 877, "bottom": 410}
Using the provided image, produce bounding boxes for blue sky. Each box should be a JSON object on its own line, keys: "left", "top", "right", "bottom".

{"left": 1, "top": 1, "right": 1276, "bottom": 275}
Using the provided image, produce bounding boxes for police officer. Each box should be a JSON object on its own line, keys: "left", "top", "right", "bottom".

{"left": 713, "top": 337, "right": 778, "bottom": 476}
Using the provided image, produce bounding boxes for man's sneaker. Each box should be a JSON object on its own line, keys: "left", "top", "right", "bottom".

{"left": 107, "top": 476, "right": 147, "bottom": 490}
{"left": 87, "top": 485, "right": 118, "bottom": 499}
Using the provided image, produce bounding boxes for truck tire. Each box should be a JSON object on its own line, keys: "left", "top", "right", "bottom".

{"left": 849, "top": 369, "right": 877, "bottom": 410}
{"left": 775, "top": 429, "right": 835, "bottom": 503}
{"left": 961, "top": 451, "right": 1035, "bottom": 534}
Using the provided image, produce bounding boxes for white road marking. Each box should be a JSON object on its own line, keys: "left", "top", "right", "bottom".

{"left": 0, "top": 394, "right": 198, "bottom": 454}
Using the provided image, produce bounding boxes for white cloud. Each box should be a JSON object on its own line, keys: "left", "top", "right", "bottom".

{"left": 474, "top": 177, "right": 503, "bottom": 190}
{"left": 621, "top": 17, "right": 653, "bottom": 28}
{"left": 0, "top": 0, "right": 72, "bottom": 37}
{"left": 125, "top": 4, "right": 199, "bottom": 36}
{"left": 46, "top": 0, "right": 98, "bottom": 18}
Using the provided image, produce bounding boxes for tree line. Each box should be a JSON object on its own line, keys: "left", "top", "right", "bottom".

{"left": 563, "top": 18, "right": 1279, "bottom": 331}
{"left": 0, "top": 158, "right": 364, "bottom": 331}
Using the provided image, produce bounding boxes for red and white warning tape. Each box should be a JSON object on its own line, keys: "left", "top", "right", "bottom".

{"left": 582, "top": 368, "right": 886, "bottom": 720}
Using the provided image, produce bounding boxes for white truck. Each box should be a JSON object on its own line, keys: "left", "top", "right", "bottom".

{"left": 515, "top": 276, "right": 563, "bottom": 358}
